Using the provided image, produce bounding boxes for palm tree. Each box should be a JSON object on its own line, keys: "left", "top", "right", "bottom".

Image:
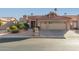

{"left": 31, "top": 13, "right": 33, "bottom": 16}
{"left": 64, "top": 13, "right": 67, "bottom": 15}
{"left": 23, "top": 15, "right": 27, "bottom": 18}
{"left": 23, "top": 15, "right": 28, "bottom": 23}
{"left": 54, "top": 8, "right": 57, "bottom": 13}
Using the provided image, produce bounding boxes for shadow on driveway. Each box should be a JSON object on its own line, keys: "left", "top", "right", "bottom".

{"left": 0, "top": 37, "right": 30, "bottom": 43}
{"left": 39, "top": 30, "right": 67, "bottom": 39}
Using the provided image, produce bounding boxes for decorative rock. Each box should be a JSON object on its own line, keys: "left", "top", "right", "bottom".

{"left": 64, "top": 30, "right": 79, "bottom": 39}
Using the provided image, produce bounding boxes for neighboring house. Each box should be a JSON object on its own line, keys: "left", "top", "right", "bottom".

{"left": 0, "top": 17, "right": 17, "bottom": 30}
{"left": 65, "top": 15, "right": 79, "bottom": 30}
{"left": 19, "top": 15, "right": 29, "bottom": 23}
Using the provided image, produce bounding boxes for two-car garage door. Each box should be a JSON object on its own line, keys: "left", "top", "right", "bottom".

{"left": 40, "top": 20, "right": 66, "bottom": 30}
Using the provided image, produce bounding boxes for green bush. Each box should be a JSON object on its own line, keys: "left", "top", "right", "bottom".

{"left": 15, "top": 22, "right": 29, "bottom": 30}
{"left": 15, "top": 22, "right": 24, "bottom": 29}
{"left": 7, "top": 25, "right": 19, "bottom": 33}
{"left": 7, "top": 22, "right": 30, "bottom": 33}
{"left": 23, "top": 22, "right": 29, "bottom": 30}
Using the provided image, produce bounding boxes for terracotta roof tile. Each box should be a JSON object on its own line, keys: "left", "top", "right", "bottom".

{"left": 28, "top": 15, "right": 71, "bottom": 20}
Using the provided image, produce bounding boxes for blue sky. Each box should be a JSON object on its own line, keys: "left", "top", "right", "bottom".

{"left": 0, "top": 8, "right": 79, "bottom": 20}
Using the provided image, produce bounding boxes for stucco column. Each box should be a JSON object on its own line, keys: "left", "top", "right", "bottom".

{"left": 65, "top": 22, "right": 67, "bottom": 31}
{"left": 66, "top": 22, "right": 71, "bottom": 30}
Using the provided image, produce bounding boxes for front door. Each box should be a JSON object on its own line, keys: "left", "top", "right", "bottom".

{"left": 31, "top": 21, "right": 36, "bottom": 28}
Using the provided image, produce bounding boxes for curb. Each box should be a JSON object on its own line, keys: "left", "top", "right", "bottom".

{"left": 0, "top": 36, "right": 65, "bottom": 39}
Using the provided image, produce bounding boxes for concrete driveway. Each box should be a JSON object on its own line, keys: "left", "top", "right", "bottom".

{"left": 39, "top": 30, "right": 66, "bottom": 38}
{"left": 1, "top": 29, "right": 79, "bottom": 39}
{"left": 0, "top": 29, "right": 33, "bottom": 38}
{"left": 0, "top": 38, "right": 79, "bottom": 51}
{"left": 0, "top": 29, "right": 66, "bottom": 38}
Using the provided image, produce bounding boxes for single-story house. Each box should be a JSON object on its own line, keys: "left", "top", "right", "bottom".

{"left": 20, "top": 12, "right": 79, "bottom": 31}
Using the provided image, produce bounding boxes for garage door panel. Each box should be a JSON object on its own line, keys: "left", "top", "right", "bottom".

{"left": 40, "top": 23, "right": 47, "bottom": 30}
{"left": 48, "top": 23, "right": 66, "bottom": 30}
{"left": 40, "top": 23, "right": 66, "bottom": 30}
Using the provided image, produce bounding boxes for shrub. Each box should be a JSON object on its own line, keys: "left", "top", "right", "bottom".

{"left": 0, "top": 21, "right": 3, "bottom": 26}
{"left": 7, "top": 25, "right": 19, "bottom": 33}
{"left": 15, "top": 22, "right": 29, "bottom": 30}
{"left": 23, "top": 22, "right": 29, "bottom": 30}
{"left": 15, "top": 22, "right": 25, "bottom": 29}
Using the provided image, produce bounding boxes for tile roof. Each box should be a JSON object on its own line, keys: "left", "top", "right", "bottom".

{"left": 65, "top": 15, "right": 79, "bottom": 21}
{"left": 28, "top": 15, "right": 71, "bottom": 20}
{"left": 0, "top": 17, "right": 16, "bottom": 22}
{"left": 27, "top": 12, "right": 72, "bottom": 20}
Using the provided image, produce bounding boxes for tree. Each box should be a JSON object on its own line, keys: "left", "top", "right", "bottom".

{"left": 54, "top": 8, "right": 57, "bottom": 13}
{"left": 31, "top": 13, "right": 33, "bottom": 16}
{"left": 64, "top": 13, "right": 67, "bottom": 15}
